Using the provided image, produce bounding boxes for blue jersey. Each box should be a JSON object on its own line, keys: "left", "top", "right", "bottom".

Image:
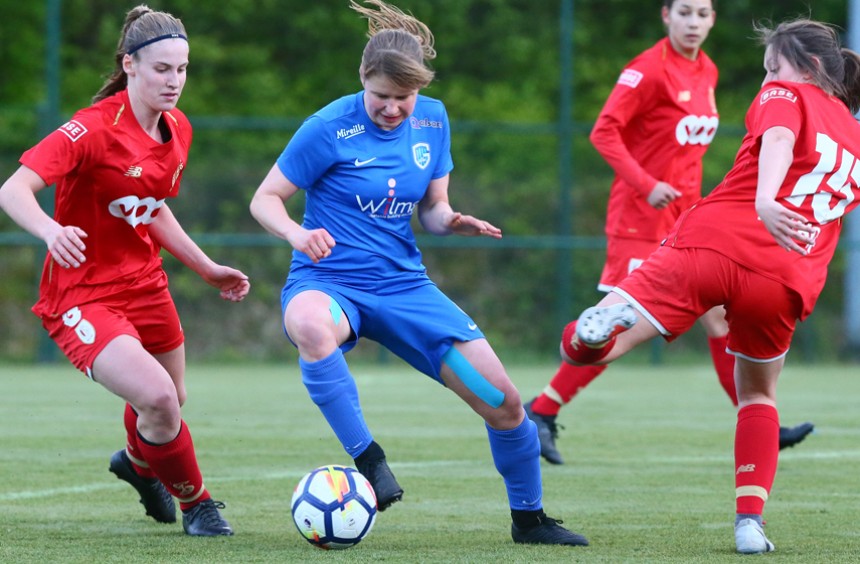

{"left": 277, "top": 91, "right": 454, "bottom": 282}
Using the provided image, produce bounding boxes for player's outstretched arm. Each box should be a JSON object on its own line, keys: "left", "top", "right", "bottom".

{"left": 418, "top": 175, "right": 502, "bottom": 238}
{"left": 149, "top": 204, "right": 249, "bottom": 301}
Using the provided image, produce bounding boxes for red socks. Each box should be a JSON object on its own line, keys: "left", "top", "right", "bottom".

{"left": 561, "top": 320, "right": 617, "bottom": 365}
{"left": 123, "top": 403, "right": 156, "bottom": 478}
{"left": 735, "top": 404, "right": 779, "bottom": 516}
{"left": 532, "top": 362, "right": 608, "bottom": 416}
{"left": 708, "top": 335, "right": 738, "bottom": 406}
{"left": 136, "top": 421, "right": 211, "bottom": 511}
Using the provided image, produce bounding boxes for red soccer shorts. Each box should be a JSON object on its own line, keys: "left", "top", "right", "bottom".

{"left": 614, "top": 245, "right": 802, "bottom": 361}
{"left": 597, "top": 237, "right": 661, "bottom": 292}
{"left": 41, "top": 282, "right": 184, "bottom": 378}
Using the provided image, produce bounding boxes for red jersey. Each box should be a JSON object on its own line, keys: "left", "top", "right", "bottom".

{"left": 592, "top": 37, "right": 719, "bottom": 241}
{"left": 666, "top": 81, "right": 860, "bottom": 319}
{"left": 20, "top": 89, "right": 192, "bottom": 318}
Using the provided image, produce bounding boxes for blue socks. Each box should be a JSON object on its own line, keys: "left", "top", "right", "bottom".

{"left": 300, "top": 349, "right": 372, "bottom": 458}
{"left": 302, "top": 350, "right": 545, "bottom": 512}
{"left": 486, "top": 415, "right": 543, "bottom": 511}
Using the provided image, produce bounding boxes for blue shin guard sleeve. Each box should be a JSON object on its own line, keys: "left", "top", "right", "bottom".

{"left": 486, "top": 416, "right": 543, "bottom": 511}
{"left": 300, "top": 349, "right": 372, "bottom": 458}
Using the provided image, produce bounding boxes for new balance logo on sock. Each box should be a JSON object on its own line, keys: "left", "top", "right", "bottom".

{"left": 736, "top": 464, "right": 756, "bottom": 474}
{"left": 173, "top": 480, "right": 196, "bottom": 497}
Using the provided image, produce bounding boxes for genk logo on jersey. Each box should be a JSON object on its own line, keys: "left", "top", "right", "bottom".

{"left": 412, "top": 143, "right": 431, "bottom": 170}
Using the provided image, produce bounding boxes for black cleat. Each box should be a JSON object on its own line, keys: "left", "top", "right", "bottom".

{"left": 511, "top": 513, "right": 589, "bottom": 546}
{"left": 356, "top": 457, "right": 403, "bottom": 511}
{"left": 109, "top": 449, "right": 176, "bottom": 523}
{"left": 182, "top": 499, "right": 234, "bottom": 536}
{"left": 779, "top": 422, "right": 814, "bottom": 450}
{"left": 524, "top": 399, "right": 564, "bottom": 465}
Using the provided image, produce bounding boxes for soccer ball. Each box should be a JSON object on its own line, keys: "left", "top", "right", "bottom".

{"left": 291, "top": 465, "right": 378, "bottom": 549}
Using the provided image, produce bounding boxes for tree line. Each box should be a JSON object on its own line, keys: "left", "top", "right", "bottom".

{"left": 0, "top": 0, "right": 851, "bottom": 362}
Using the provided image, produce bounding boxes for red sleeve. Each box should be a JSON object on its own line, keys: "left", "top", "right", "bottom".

{"left": 20, "top": 113, "right": 97, "bottom": 186}
{"left": 748, "top": 83, "right": 803, "bottom": 141}
{"left": 589, "top": 62, "right": 660, "bottom": 196}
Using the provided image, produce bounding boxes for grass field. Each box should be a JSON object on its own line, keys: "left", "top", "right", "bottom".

{"left": 1, "top": 358, "right": 858, "bottom": 563}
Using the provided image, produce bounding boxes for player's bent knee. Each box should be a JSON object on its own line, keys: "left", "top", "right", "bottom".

{"left": 142, "top": 387, "right": 181, "bottom": 415}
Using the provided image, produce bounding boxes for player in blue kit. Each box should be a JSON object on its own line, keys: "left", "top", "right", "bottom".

{"left": 250, "top": 0, "right": 587, "bottom": 546}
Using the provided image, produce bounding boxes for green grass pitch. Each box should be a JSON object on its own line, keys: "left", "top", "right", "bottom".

{"left": 1, "top": 358, "right": 857, "bottom": 563}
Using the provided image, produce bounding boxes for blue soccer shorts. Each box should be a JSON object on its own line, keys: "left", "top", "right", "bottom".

{"left": 281, "top": 272, "right": 485, "bottom": 381}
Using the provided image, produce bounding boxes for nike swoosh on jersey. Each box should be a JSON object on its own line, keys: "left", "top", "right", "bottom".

{"left": 354, "top": 157, "right": 377, "bottom": 166}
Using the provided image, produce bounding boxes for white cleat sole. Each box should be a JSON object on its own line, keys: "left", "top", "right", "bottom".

{"left": 575, "top": 303, "right": 637, "bottom": 346}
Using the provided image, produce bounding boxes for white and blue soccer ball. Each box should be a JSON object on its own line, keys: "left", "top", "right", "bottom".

{"left": 291, "top": 465, "right": 378, "bottom": 549}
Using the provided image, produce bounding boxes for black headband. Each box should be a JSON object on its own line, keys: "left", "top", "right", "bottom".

{"left": 127, "top": 33, "right": 187, "bottom": 56}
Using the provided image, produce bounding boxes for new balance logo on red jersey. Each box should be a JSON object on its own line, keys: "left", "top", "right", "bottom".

{"left": 124, "top": 166, "right": 143, "bottom": 177}
{"left": 58, "top": 120, "right": 88, "bottom": 142}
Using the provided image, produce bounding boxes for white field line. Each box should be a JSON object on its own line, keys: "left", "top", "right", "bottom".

{"left": 0, "top": 459, "right": 478, "bottom": 502}
{"left": 3, "top": 451, "right": 859, "bottom": 502}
